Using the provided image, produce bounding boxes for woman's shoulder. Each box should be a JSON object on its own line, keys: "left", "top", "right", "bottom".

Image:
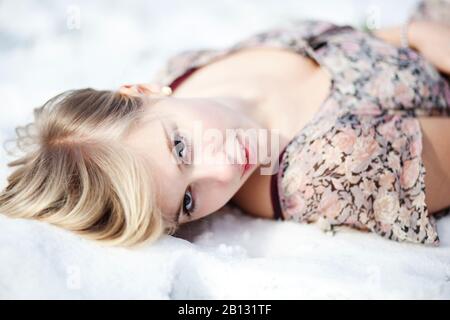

{"left": 150, "top": 19, "right": 342, "bottom": 87}
{"left": 151, "top": 48, "right": 227, "bottom": 86}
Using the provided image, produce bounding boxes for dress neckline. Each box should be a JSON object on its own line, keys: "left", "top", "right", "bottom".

{"left": 164, "top": 26, "right": 340, "bottom": 100}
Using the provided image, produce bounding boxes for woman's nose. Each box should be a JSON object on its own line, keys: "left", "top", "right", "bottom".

{"left": 193, "top": 162, "right": 237, "bottom": 185}
{"left": 192, "top": 146, "right": 238, "bottom": 184}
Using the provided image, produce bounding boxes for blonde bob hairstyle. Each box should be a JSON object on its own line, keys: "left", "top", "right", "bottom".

{"left": 0, "top": 88, "right": 178, "bottom": 247}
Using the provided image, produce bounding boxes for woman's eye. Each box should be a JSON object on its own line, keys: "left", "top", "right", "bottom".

{"left": 173, "top": 133, "right": 192, "bottom": 163}
{"left": 174, "top": 138, "right": 185, "bottom": 159}
{"left": 183, "top": 188, "right": 195, "bottom": 216}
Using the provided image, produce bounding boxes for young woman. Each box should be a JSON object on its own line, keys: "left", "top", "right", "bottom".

{"left": 1, "top": 0, "right": 450, "bottom": 247}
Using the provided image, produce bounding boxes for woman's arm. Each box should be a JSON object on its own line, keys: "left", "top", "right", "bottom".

{"left": 373, "top": 21, "right": 450, "bottom": 75}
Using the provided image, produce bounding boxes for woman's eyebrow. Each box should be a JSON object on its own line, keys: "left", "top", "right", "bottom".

{"left": 160, "top": 120, "right": 183, "bottom": 224}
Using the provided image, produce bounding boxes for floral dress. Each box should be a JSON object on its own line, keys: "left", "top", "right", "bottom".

{"left": 151, "top": 0, "right": 450, "bottom": 246}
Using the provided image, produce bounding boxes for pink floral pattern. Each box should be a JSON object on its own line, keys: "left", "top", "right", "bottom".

{"left": 152, "top": 3, "right": 450, "bottom": 246}
{"left": 274, "top": 22, "right": 450, "bottom": 245}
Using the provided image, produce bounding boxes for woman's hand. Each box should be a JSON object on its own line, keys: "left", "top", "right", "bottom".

{"left": 409, "top": 21, "right": 450, "bottom": 75}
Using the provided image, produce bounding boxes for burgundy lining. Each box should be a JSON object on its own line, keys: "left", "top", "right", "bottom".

{"left": 169, "top": 67, "right": 199, "bottom": 92}
{"left": 270, "top": 172, "right": 283, "bottom": 220}
{"left": 270, "top": 144, "right": 288, "bottom": 221}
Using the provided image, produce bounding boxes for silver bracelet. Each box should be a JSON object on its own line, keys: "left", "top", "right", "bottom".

{"left": 400, "top": 19, "right": 411, "bottom": 48}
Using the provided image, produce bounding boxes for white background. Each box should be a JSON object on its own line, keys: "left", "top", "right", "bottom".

{"left": 1, "top": 0, "right": 450, "bottom": 299}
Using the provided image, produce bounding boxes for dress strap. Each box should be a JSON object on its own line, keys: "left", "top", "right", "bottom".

{"left": 271, "top": 170, "right": 284, "bottom": 221}
{"left": 270, "top": 144, "right": 289, "bottom": 220}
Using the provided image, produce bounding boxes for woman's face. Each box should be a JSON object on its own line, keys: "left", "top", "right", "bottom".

{"left": 123, "top": 89, "right": 273, "bottom": 226}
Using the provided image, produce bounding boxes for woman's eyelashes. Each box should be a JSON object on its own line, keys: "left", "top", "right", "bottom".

{"left": 182, "top": 186, "right": 195, "bottom": 217}
{"left": 173, "top": 131, "right": 193, "bottom": 164}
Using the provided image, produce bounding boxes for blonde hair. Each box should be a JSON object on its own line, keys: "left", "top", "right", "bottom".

{"left": 0, "top": 88, "right": 178, "bottom": 247}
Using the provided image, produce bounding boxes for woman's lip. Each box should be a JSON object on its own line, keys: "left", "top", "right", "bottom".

{"left": 237, "top": 133, "right": 251, "bottom": 179}
{"left": 242, "top": 146, "right": 251, "bottom": 178}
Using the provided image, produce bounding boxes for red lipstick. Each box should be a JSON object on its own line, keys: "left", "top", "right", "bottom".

{"left": 240, "top": 138, "right": 252, "bottom": 179}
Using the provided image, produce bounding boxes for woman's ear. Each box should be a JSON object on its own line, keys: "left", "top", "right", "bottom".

{"left": 118, "top": 83, "right": 172, "bottom": 97}
{"left": 118, "top": 83, "right": 140, "bottom": 96}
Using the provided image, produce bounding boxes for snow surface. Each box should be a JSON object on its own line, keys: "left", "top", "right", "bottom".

{"left": 1, "top": 0, "right": 450, "bottom": 299}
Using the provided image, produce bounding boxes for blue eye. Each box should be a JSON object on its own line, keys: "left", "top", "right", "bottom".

{"left": 173, "top": 133, "right": 192, "bottom": 163}
{"left": 174, "top": 136, "right": 185, "bottom": 158}
{"left": 183, "top": 187, "right": 195, "bottom": 216}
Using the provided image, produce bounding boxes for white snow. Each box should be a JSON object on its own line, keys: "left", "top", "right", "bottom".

{"left": 2, "top": 0, "right": 450, "bottom": 299}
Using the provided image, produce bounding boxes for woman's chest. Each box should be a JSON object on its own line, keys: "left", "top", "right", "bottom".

{"left": 171, "top": 47, "right": 332, "bottom": 141}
